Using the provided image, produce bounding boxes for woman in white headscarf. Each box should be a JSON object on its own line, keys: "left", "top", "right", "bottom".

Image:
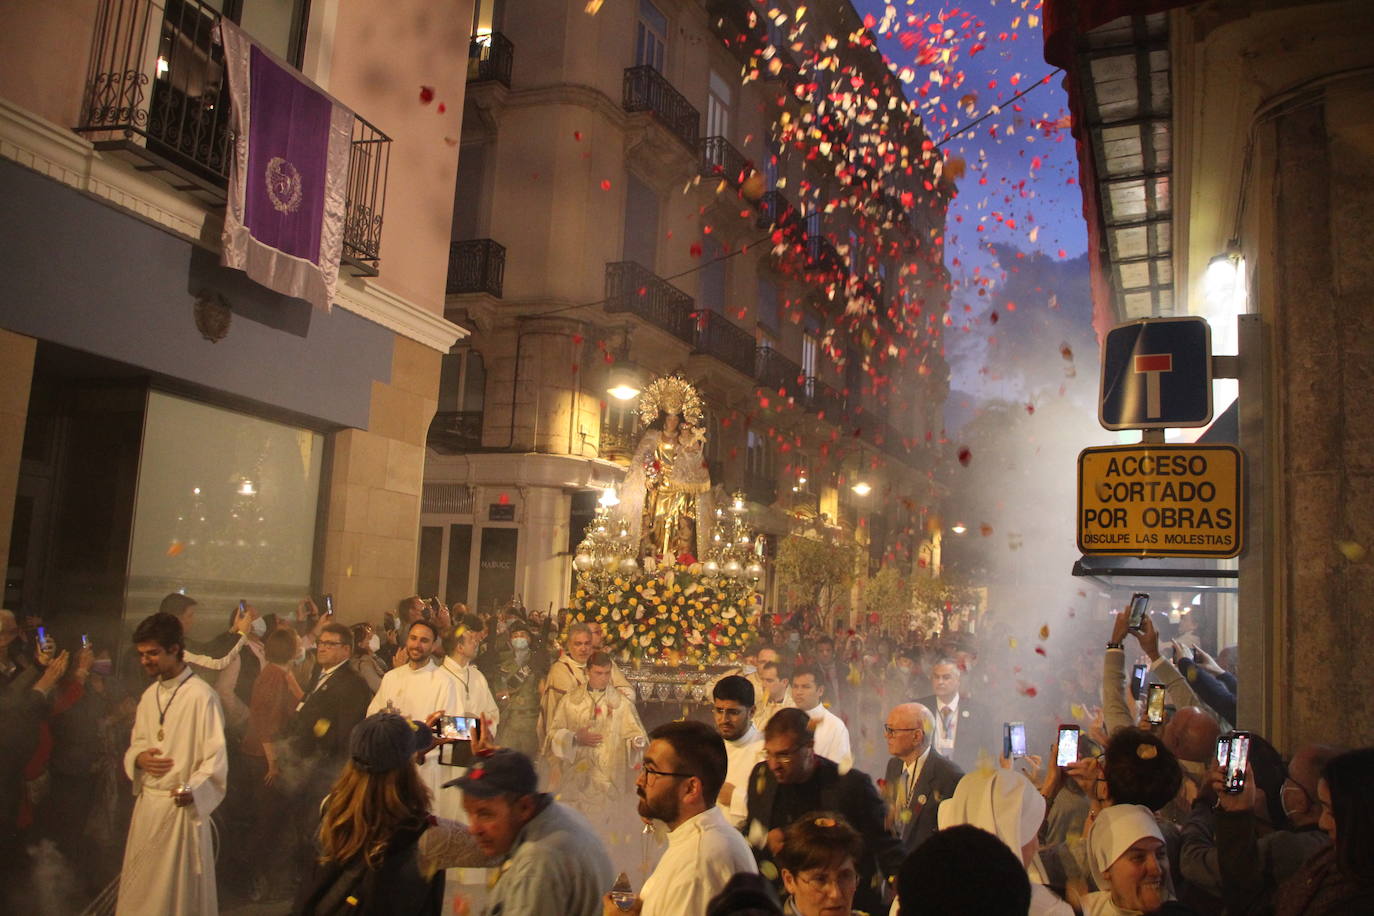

{"left": 936, "top": 768, "right": 1073, "bottom": 916}
{"left": 1083, "top": 803, "right": 1174, "bottom": 916}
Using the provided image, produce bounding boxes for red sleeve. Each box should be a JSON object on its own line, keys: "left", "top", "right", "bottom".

{"left": 50, "top": 677, "right": 86, "bottom": 715}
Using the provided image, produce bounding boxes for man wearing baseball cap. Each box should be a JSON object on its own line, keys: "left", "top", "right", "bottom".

{"left": 447, "top": 749, "right": 614, "bottom": 916}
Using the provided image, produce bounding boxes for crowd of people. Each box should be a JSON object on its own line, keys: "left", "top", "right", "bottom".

{"left": 1, "top": 593, "right": 1371, "bottom": 916}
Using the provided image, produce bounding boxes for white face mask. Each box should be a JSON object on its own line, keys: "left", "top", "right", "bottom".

{"left": 367, "top": 634, "right": 381, "bottom": 653}
{"left": 511, "top": 637, "right": 530, "bottom": 651}
{"left": 250, "top": 618, "right": 267, "bottom": 638}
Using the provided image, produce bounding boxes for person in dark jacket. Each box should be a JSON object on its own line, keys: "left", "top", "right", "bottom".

{"left": 745, "top": 708, "right": 901, "bottom": 915}
{"left": 294, "top": 714, "right": 446, "bottom": 915}
{"left": 1215, "top": 745, "right": 1374, "bottom": 915}
{"left": 881, "top": 701, "right": 963, "bottom": 855}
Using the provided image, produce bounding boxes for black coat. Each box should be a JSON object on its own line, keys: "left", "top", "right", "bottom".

{"left": 882, "top": 751, "right": 964, "bottom": 854}
{"left": 915, "top": 693, "right": 991, "bottom": 773}
{"left": 745, "top": 757, "right": 903, "bottom": 915}
{"left": 291, "top": 663, "right": 373, "bottom": 775}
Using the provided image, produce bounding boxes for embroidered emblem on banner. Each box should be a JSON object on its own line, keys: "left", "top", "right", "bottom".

{"left": 265, "top": 157, "right": 303, "bottom": 213}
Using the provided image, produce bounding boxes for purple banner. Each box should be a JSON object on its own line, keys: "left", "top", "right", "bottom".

{"left": 243, "top": 45, "right": 331, "bottom": 264}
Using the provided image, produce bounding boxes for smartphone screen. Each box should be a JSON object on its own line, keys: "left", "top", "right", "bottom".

{"left": 237, "top": 599, "right": 246, "bottom": 614}
{"left": 1146, "top": 683, "right": 1167, "bottom": 724}
{"left": 81, "top": 634, "right": 92, "bottom": 650}
{"left": 324, "top": 594, "right": 334, "bottom": 616}
{"left": 1009, "top": 722, "right": 1027, "bottom": 758}
{"left": 1224, "top": 733, "right": 1251, "bottom": 793}
{"left": 434, "top": 715, "right": 481, "bottom": 741}
{"left": 1127, "top": 593, "right": 1150, "bottom": 631}
{"left": 1056, "top": 726, "right": 1080, "bottom": 767}
{"left": 1131, "top": 664, "right": 1148, "bottom": 699}
{"left": 37, "top": 626, "right": 49, "bottom": 647}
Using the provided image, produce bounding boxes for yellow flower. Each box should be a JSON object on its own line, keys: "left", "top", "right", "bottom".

{"left": 600, "top": 606, "right": 609, "bottom": 615}
{"left": 629, "top": 597, "right": 638, "bottom": 606}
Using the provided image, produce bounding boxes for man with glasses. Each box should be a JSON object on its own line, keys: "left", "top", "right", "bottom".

{"left": 712, "top": 675, "right": 765, "bottom": 828}
{"left": 610, "top": 720, "right": 756, "bottom": 916}
{"left": 745, "top": 708, "right": 899, "bottom": 914}
{"left": 881, "top": 702, "right": 963, "bottom": 855}
{"left": 289, "top": 622, "right": 372, "bottom": 867}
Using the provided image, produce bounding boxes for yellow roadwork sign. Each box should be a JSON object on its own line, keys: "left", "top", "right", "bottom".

{"left": 1077, "top": 444, "right": 1243, "bottom": 558}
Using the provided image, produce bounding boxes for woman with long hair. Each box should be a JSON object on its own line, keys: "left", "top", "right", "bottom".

{"left": 294, "top": 713, "right": 490, "bottom": 915}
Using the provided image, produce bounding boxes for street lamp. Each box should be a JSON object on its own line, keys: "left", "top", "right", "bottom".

{"left": 851, "top": 480, "right": 871, "bottom": 496}
{"left": 1204, "top": 246, "right": 1246, "bottom": 314}
{"left": 950, "top": 523, "right": 967, "bottom": 535}
{"left": 605, "top": 324, "right": 643, "bottom": 400}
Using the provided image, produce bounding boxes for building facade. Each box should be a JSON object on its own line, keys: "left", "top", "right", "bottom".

{"left": 0, "top": 0, "right": 470, "bottom": 649}
{"left": 1045, "top": 0, "right": 1374, "bottom": 747}
{"left": 426, "top": 0, "right": 952, "bottom": 620}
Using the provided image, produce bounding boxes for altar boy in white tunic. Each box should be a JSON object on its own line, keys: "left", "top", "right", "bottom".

{"left": 117, "top": 612, "right": 228, "bottom": 916}
{"left": 367, "top": 619, "right": 451, "bottom": 799}
{"left": 791, "top": 665, "right": 851, "bottom": 770}
{"left": 604, "top": 720, "right": 756, "bottom": 916}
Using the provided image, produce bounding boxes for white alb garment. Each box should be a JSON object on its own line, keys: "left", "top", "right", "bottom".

{"left": 116, "top": 668, "right": 228, "bottom": 916}
{"left": 368, "top": 660, "right": 452, "bottom": 801}
{"left": 803, "top": 703, "right": 852, "bottom": 768}
{"left": 640, "top": 805, "right": 758, "bottom": 916}
{"left": 722, "top": 725, "right": 765, "bottom": 827}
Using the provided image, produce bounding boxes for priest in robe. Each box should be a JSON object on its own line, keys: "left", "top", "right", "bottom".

{"left": 547, "top": 652, "right": 646, "bottom": 815}
{"left": 117, "top": 612, "right": 228, "bottom": 916}
{"left": 435, "top": 613, "right": 501, "bottom": 822}
{"left": 367, "top": 618, "right": 450, "bottom": 799}
{"left": 539, "top": 622, "right": 633, "bottom": 746}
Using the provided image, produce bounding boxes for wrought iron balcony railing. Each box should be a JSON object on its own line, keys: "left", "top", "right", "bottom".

{"left": 623, "top": 65, "right": 700, "bottom": 150}
{"left": 598, "top": 421, "right": 636, "bottom": 462}
{"left": 744, "top": 471, "right": 777, "bottom": 506}
{"left": 447, "top": 239, "right": 506, "bottom": 297}
{"left": 428, "top": 411, "right": 484, "bottom": 454}
{"left": 802, "top": 377, "right": 845, "bottom": 419}
{"left": 756, "top": 190, "right": 798, "bottom": 232}
{"left": 755, "top": 346, "right": 803, "bottom": 395}
{"left": 694, "top": 309, "right": 755, "bottom": 377}
{"left": 76, "top": 0, "right": 391, "bottom": 274}
{"left": 804, "top": 234, "right": 846, "bottom": 278}
{"left": 469, "top": 32, "right": 514, "bottom": 87}
{"left": 699, "top": 136, "right": 750, "bottom": 187}
{"left": 604, "top": 262, "right": 695, "bottom": 344}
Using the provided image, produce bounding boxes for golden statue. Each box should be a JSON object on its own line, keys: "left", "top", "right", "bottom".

{"left": 616, "top": 376, "right": 713, "bottom": 561}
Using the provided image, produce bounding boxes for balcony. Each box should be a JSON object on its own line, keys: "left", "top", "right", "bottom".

{"left": 755, "top": 346, "right": 803, "bottom": 395}
{"left": 75, "top": 0, "right": 391, "bottom": 275}
{"left": 468, "top": 32, "right": 514, "bottom": 87}
{"left": 447, "top": 239, "right": 505, "bottom": 297}
{"left": 428, "top": 411, "right": 484, "bottom": 454}
{"left": 623, "top": 66, "right": 700, "bottom": 150}
{"left": 604, "top": 262, "right": 695, "bottom": 344}
{"left": 599, "top": 420, "right": 636, "bottom": 463}
{"left": 744, "top": 470, "right": 777, "bottom": 506}
{"left": 804, "top": 235, "right": 846, "bottom": 279}
{"left": 694, "top": 310, "right": 755, "bottom": 377}
{"left": 699, "top": 136, "right": 751, "bottom": 187}
{"left": 802, "top": 377, "right": 845, "bottom": 419}
{"left": 756, "top": 190, "right": 799, "bottom": 232}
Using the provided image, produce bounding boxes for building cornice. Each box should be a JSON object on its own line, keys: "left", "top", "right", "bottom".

{"left": 0, "top": 97, "right": 464, "bottom": 354}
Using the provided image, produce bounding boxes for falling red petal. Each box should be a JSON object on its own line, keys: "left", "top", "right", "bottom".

{"left": 419, "top": 86, "right": 435, "bottom": 104}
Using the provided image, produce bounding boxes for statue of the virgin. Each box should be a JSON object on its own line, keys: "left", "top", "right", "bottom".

{"left": 615, "top": 375, "right": 714, "bottom": 561}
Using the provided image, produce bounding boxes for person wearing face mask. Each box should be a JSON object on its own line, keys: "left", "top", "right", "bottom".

{"left": 348, "top": 622, "right": 386, "bottom": 692}
{"left": 494, "top": 618, "right": 548, "bottom": 758}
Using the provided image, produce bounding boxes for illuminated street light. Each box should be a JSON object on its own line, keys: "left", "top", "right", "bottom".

{"left": 950, "top": 523, "right": 967, "bottom": 535}
{"left": 851, "top": 480, "right": 871, "bottom": 496}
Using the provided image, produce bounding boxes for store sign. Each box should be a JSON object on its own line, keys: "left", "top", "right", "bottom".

{"left": 1077, "top": 444, "right": 1243, "bottom": 558}
{"left": 489, "top": 503, "right": 516, "bottom": 522}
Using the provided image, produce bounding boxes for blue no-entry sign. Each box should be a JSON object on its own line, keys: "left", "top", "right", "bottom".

{"left": 1099, "top": 317, "right": 1213, "bottom": 430}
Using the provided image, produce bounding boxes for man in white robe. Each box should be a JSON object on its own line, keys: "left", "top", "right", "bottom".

{"left": 435, "top": 614, "right": 501, "bottom": 822}
{"left": 539, "top": 622, "right": 633, "bottom": 746}
{"left": 615, "top": 720, "right": 757, "bottom": 916}
{"left": 117, "top": 612, "right": 228, "bottom": 916}
{"left": 367, "top": 619, "right": 450, "bottom": 799}
{"left": 791, "top": 664, "right": 851, "bottom": 768}
{"left": 547, "top": 653, "right": 646, "bottom": 817}
{"left": 751, "top": 658, "right": 795, "bottom": 732}
{"left": 710, "top": 675, "right": 765, "bottom": 829}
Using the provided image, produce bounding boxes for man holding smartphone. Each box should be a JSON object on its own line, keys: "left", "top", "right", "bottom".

{"left": 1103, "top": 606, "right": 1207, "bottom": 739}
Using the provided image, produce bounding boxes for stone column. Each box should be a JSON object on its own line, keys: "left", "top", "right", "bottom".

{"left": 516, "top": 485, "right": 572, "bottom": 618}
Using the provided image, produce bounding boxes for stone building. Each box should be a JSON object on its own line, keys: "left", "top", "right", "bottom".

{"left": 0, "top": 0, "right": 470, "bottom": 648}
{"left": 426, "top": 0, "right": 952, "bottom": 618}
{"left": 1045, "top": 0, "right": 1374, "bottom": 746}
